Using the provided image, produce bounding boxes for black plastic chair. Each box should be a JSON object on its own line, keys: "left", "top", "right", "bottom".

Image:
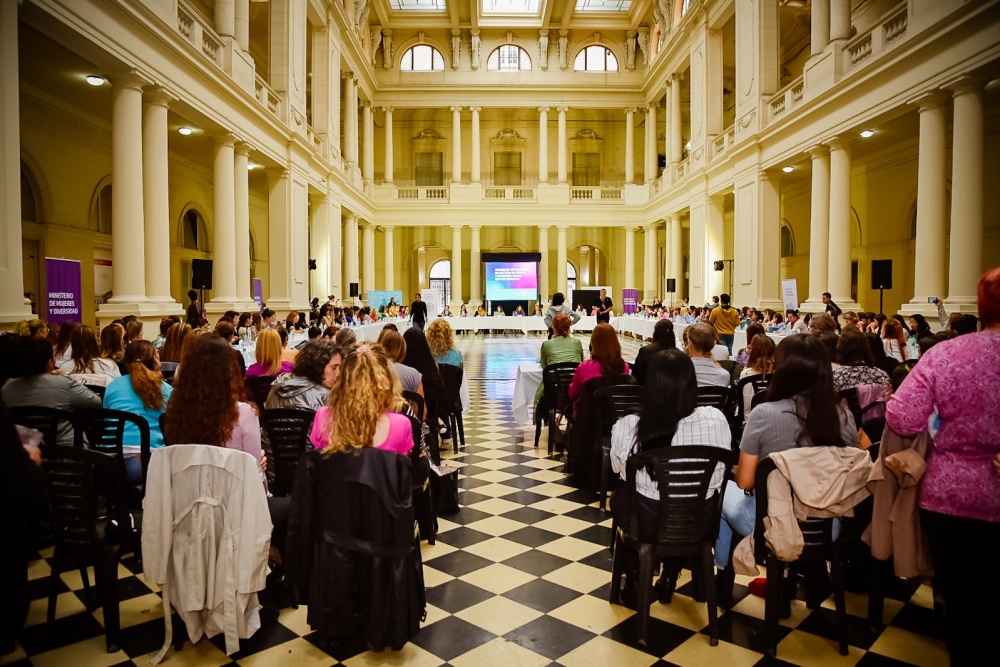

{"left": 609, "top": 445, "right": 730, "bottom": 647}
{"left": 695, "top": 386, "right": 737, "bottom": 415}
{"left": 84, "top": 384, "right": 107, "bottom": 400}
{"left": 259, "top": 408, "right": 314, "bottom": 497}
{"left": 9, "top": 405, "right": 74, "bottom": 448}
{"left": 405, "top": 414, "right": 437, "bottom": 544}
{"left": 750, "top": 390, "right": 769, "bottom": 411}
{"left": 752, "top": 458, "right": 849, "bottom": 657}
{"left": 244, "top": 375, "right": 278, "bottom": 409}
{"left": 537, "top": 362, "right": 579, "bottom": 454}
{"left": 43, "top": 446, "right": 138, "bottom": 653}
{"left": 402, "top": 390, "right": 425, "bottom": 422}
{"left": 594, "top": 384, "right": 644, "bottom": 511}
{"left": 437, "top": 365, "right": 466, "bottom": 452}
{"left": 74, "top": 408, "right": 152, "bottom": 484}
{"left": 735, "top": 376, "right": 769, "bottom": 424}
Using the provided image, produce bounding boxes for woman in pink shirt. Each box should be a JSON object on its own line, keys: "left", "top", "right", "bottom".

{"left": 885, "top": 267, "right": 1000, "bottom": 665}
{"left": 309, "top": 345, "right": 414, "bottom": 455}
{"left": 568, "top": 322, "right": 631, "bottom": 414}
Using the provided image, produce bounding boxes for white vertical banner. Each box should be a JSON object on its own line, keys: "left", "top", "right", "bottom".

{"left": 782, "top": 279, "right": 799, "bottom": 312}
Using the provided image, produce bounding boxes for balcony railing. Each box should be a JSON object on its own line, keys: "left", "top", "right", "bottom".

{"left": 177, "top": 1, "right": 222, "bottom": 69}
{"left": 396, "top": 187, "right": 449, "bottom": 201}
{"left": 767, "top": 75, "right": 805, "bottom": 124}
{"left": 844, "top": 3, "right": 908, "bottom": 74}
{"left": 484, "top": 187, "right": 537, "bottom": 200}
{"left": 710, "top": 124, "right": 736, "bottom": 161}
{"left": 570, "top": 187, "right": 624, "bottom": 202}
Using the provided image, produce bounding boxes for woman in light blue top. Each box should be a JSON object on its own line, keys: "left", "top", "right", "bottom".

{"left": 103, "top": 340, "right": 172, "bottom": 480}
{"left": 426, "top": 319, "right": 463, "bottom": 368}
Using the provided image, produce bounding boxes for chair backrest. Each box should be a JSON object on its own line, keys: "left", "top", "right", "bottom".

{"left": 752, "top": 457, "right": 837, "bottom": 563}
{"left": 9, "top": 406, "right": 73, "bottom": 448}
{"left": 84, "top": 384, "right": 107, "bottom": 399}
{"left": 594, "top": 384, "right": 644, "bottom": 437}
{"left": 437, "top": 364, "right": 464, "bottom": 414}
{"left": 401, "top": 390, "right": 425, "bottom": 421}
{"left": 695, "top": 385, "right": 736, "bottom": 415}
{"left": 623, "top": 444, "right": 731, "bottom": 547}
{"left": 542, "top": 362, "right": 580, "bottom": 413}
{"left": 43, "top": 445, "right": 133, "bottom": 549}
{"left": 717, "top": 360, "right": 746, "bottom": 386}
{"left": 245, "top": 375, "right": 278, "bottom": 409}
{"left": 735, "top": 376, "right": 770, "bottom": 421}
{"left": 260, "top": 408, "right": 315, "bottom": 496}
{"left": 74, "top": 408, "right": 152, "bottom": 483}
{"left": 750, "top": 390, "right": 769, "bottom": 411}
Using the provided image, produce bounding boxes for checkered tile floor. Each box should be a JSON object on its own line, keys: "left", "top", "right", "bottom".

{"left": 3, "top": 334, "right": 948, "bottom": 667}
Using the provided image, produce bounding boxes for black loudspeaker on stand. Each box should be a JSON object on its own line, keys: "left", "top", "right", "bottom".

{"left": 871, "top": 259, "right": 892, "bottom": 314}
{"left": 349, "top": 282, "right": 359, "bottom": 298}
{"left": 666, "top": 278, "right": 676, "bottom": 304}
{"left": 191, "top": 259, "right": 213, "bottom": 317}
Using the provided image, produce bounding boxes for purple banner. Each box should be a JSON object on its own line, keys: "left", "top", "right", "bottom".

{"left": 252, "top": 278, "right": 264, "bottom": 312}
{"left": 45, "top": 258, "right": 83, "bottom": 325}
{"left": 622, "top": 288, "right": 639, "bottom": 315}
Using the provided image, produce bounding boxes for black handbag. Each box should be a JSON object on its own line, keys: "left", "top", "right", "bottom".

{"left": 430, "top": 466, "right": 460, "bottom": 516}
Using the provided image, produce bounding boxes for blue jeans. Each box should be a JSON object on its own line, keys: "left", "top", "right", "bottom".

{"left": 719, "top": 333, "right": 735, "bottom": 355}
{"left": 124, "top": 454, "right": 143, "bottom": 482}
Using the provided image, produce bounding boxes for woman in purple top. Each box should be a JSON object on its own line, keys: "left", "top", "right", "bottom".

{"left": 885, "top": 267, "right": 1000, "bottom": 665}
{"left": 245, "top": 327, "right": 294, "bottom": 378}
{"left": 568, "top": 323, "right": 630, "bottom": 415}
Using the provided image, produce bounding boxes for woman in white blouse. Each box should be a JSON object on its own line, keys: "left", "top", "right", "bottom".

{"left": 58, "top": 324, "right": 121, "bottom": 387}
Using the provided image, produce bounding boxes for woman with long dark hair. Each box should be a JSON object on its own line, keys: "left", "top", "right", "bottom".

{"left": 59, "top": 324, "right": 121, "bottom": 386}
{"left": 715, "top": 335, "right": 856, "bottom": 592}
{"left": 53, "top": 320, "right": 79, "bottom": 366}
{"left": 401, "top": 328, "right": 444, "bottom": 461}
{"left": 631, "top": 319, "right": 675, "bottom": 385}
{"left": 100, "top": 323, "right": 126, "bottom": 363}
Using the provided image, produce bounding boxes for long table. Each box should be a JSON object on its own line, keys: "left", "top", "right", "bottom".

{"left": 614, "top": 316, "right": 789, "bottom": 352}
{"left": 429, "top": 315, "right": 602, "bottom": 334}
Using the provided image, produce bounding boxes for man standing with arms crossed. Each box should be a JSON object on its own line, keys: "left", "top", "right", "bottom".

{"left": 593, "top": 288, "right": 614, "bottom": 324}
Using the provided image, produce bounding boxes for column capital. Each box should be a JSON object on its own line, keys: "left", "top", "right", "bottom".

{"left": 670, "top": 72, "right": 684, "bottom": 83}
{"left": 266, "top": 166, "right": 289, "bottom": 183}
{"left": 344, "top": 211, "right": 358, "bottom": 221}
{"left": 807, "top": 144, "right": 830, "bottom": 158}
{"left": 450, "top": 105, "right": 463, "bottom": 113}
{"left": 946, "top": 75, "right": 985, "bottom": 97}
{"left": 556, "top": 106, "right": 569, "bottom": 113}
{"left": 341, "top": 70, "right": 354, "bottom": 80}
{"left": 538, "top": 106, "right": 550, "bottom": 113}
{"left": 625, "top": 107, "right": 638, "bottom": 114}
{"left": 360, "top": 99, "right": 372, "bottom": 108}
{"left": 234, "top": 141, "right": 253, "bottom": 156}
{"left": 908, "top": 90, "right": 950, "bottom": 110}
{"left": 142, "top": 85, "right": 174, "bottom": 107}
{"left": 383, "top": 225, "right": 395, "bottom": 232}
{"left": 214, "top": 132, "right": 238, "bottom": 148}
{"left": 469, "top": 224, "right": 483, "bottom": 231}
{"left": 826, "top": 137, "right": 852, "bottom": 152}
{"left": 111, "top": 70, "right": 149, "bottom": 91}
{"left": 451, "top": 224, "right": 464, "bottom": 231}
{"left": 469, "top": 106, "right": 482, "bottom": 113}
{"left": 381, "top": 106, "right": 394, "bottom": 114}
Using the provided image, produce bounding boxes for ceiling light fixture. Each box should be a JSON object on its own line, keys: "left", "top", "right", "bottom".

{"left": 782, "top": 166, "right": 794, "bottom": 173}
{"left": 860, "top": 129, "right": 875, "bottom": 138}
{"left": 247, "top": 163, "right": 260, "bottom": 170}
{"left": 178, "top": 127, "right": 193, "bottom": 135}
{"left": 85, "top": 75, "right": 105, "bottom": 86}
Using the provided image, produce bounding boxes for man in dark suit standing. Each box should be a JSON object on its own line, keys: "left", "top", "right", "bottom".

{"left": 593, "top": 288, "right": 614, "bottom": 324}
{"left": 409, "top": 293, "right": 429, "bottom": 331}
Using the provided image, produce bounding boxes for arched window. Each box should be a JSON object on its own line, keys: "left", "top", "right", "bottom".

{"left": 400, "top": 44, "right": 445, "bottom": 71}
{"left": 429, "top": 259, "right": 451, "bottom": 314}
{"left": 487, "top": 45, "right": 531, "bottom": 71}
{"left": 567, "top": 261, "right": 577, "bottom": 294}
{"left": 21, "top": 170, "right": 37, "bottom": 222}
{"left": 574, "top": 45, "right": 618, "bottom": 72}
{"left": 182, "top": 209, "right": 209, "bottom": 251}
{"left": 780, "top": 223, "right": 795, "bottom": 258}
{"left": 96, "top": 184, "right": 113, "bottom": 234}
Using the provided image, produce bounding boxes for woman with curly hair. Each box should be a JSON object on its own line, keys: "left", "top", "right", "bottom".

{"left": 265, "top": 340, "right": 343, "bottom": 411}
{"left": 426, "top": 318, "right": 462, "bottom": 368}
{"left": 246, "top": 328, "right": 293, "bottom": 378}
{"left": 308, "top": 345, "right": 414, "bottom": 455}
{"left": 13, "top": 318, "right": 48, "bottom": 339}
{"left": 58, "top": 324, "right": 121, "bottom": 386}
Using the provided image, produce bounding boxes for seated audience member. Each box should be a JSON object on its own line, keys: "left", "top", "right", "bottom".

{"left": 685, "top": 323, "right": 731, "bottom": 387}
{"left": 261, "top": 308, "right": 277, "bottom": 328}
{"left": 2, "top": 337, "right": 102, "bottom": 444}
{"left": 58, "top": 324, "right": 122, "bottom": 386}
{"left": 401, "top": 329, "right": 444, "bottom": 453}
{"left": 514, "top": 306, "right": 526, "bottom": 316}
{"left": 881, "top": 319, "right": 907, "bottom": 362}
{"left": 378, "top": 329, "right": 424, "bottom": 405}
{"left": 236, "top": 312, "right": 255, "bottom": 340}
{"left": 833, "top": 328, "right": 890, "bottom": 392}
{"left": 442, "top": 305, "right": 453, "bottom": 317}
{"left": 735, "top": 324, "right": 766, "bottom": 365}
{"left": 865, "top": 332, "right": 898, "bottom": 375}
{"left": 103, "top": 340, "right": 173, "bottom": 480}
{"left": 322, "top": 326, "right": 339, "bottom": 340}
{"left": 265, "top": 340, "right": 343, "bottom": 411}
{"left": 277, "top": 326, "right": 298, "bottom": 364}
{"left": 631, "top": 319, "right": 675, "bottom": 385}
{"left": 308, "top": 345, "right": 414, "bottom": 455}
{"left": 738, "top": 335, "right": 776, "bottom": 414}
{"left": 475, "top": 305, "right": 487, "bottom": 317}
{"left": 715, "top": 335, "right": 856, "bottom": 602}
{"left": 159, "top": 322, "right": 191, "bottom": 371}
{"left": 100, "top": 323, "right": 126, "bottom": 363}
{"left": 884, "top": 268, "right": 1000, "bottom": 666}
{"left": 152, "top": 318, "right": 174, "bottom": 349}
{"left": 214, "top": 320, "right": 247, "bottom": 376}
{"left": 460, "top": 304, "right": 469, "bottom": 317}
{"left": 125, "top": 320, "right": 144, "bottom": 347}
{"left": 246, "top": 328, "right": 293, "bottom": 378}
{"left": 285, "top": 311, "right": 302, "bottom": 332}
{"left": 334, "top": 326, "right": 357, "bottom": 348}
{"left": 908, "top": 314, "right": 933, "bottom": 343}
{"left": 817, "top": 332, "right": 840, "bottom": 365}
{"left": 842, "top": 311, "right": 861, "bottom": 330}
{"left": 427, "top": 319, "right": 463, "bottom": 368}
{"left": 610, "top": 348, "right": 731, "bottom": 597}
{"left": 568, "top": 323, "right": 630, "bottom": 414}
{"left": 14, "top": 318, "right": 49, "bottom": 339}
{"left": 53, "top": 320, "right": 80, "bottom": 366}
{"left": 808, "top": 312, "right": 838, "bottom": 336}
{"left": 534, "top": 314, "right": 585, "bottom": 412}
{"left": 857, "top": 364, "right": 911, "bottom": 451}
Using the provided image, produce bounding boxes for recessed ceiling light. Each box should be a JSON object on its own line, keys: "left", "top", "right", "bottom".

{"left": 860, "top": 129, "right": 875, "bottom": 138}
{"left": 86, "top": 75, "right": 105, "bottom": 86}
{"left": 782, "top": 166, "right": 794, "bottom": 173}
{"left": 178, "top": 127, "right": 193, "bottom": 135}
{"left": 685, "top": 141, "right": 692, "bottom": 151}
{"left": 247, "top": 163, "right": 260, "bottom": 170}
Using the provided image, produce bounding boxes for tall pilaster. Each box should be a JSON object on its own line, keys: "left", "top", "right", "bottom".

{"left": 451, "top": 106, "right": 462, "bottom": 183}
{"left": 557, "top": 226, "right": 568, "bottom": 294}
{"left": 469, "top": 226, "right": 482, "bottom": 307}
{"left": 802, "top": 146, "right": 830, "bottom": 310}
{"left": 539, "top": 226, "right": 550, "bottom": 301}
{"left": 906, "top": 94, "right": 950, "bottom": 310}
{"left": 309, "top": 192, "right": 330, "bottom": 301}
{"left": 0, "top": 0, "right": 33, "bottom": 323}
{"left": 343, "top": 213, "right": 359, "bottom": 302}
{"left": 580, "top": 245, "right": 591, "bottom": 287}
{"left": 328, "top": 195, "right": 342, "bottom": 299}
{"left": 108, "top": 74, "right": 148, "bottom": 304}
{"left": 267, "top": 168, "right": 292, "bottom": 311}
{"left": 209, "top": 135, "right": 237, "bottom": 305}
{"left": 342, "top": 74, "right": 357, "bottom": 165}
{"left": 141, "top": 88, "right": 176, "bottom": 305}
{"left": 624, "top": 226, "right": 636, "bottom": 291}
{"left": 233, "top": 142, "right": 252, "bottom": 302}
{"left": 643, "top": 223, "right": 657, "bottom": 301}
{"left": 946, "top": 80, "right": 985, "bottom": 310}
{"left": 361, "top": 101, "right": 374, "bottom": 181}
{"left": 669, "top": 213, "right": 682, "bottom": 305}
{"left": 538, "top": 107, "right": 549, "bottom": 184}
{"left": 645, "top": 103, "right": 657, "bottom": 182}
{"left": 827, "top": 138, "right": 859, "bottom": 309}
{"left": 383, "top": 226, "right": 395, "bottom": 290}
{"left": 811, "top": 0, "right": 830, "bottom": 56}
{"left": 663, "top": 81, "right": 671, "bottom": 168}
{"left": 470, "top": 106, "right": 481, "bottom": 183}
{"left": 451, "top": 225, "right": 464, "bottom": 308}
{"left": 670, "top": 74, "right": 683, "bottom": 164}
{"left": 382, "top": 106, "right": 394, "bottom": 183}
{"left": 625, "top": 108, "right": 636, "bottom": 184}
{"left": 362, "top": 221, "right": 375, "bottom": 300}
{"left": 557, "top": 107, "right": 568, "bottom": 183}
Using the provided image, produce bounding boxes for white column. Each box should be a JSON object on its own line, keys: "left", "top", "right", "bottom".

{"left": 141, "top": 88, "right": 174, "bottom": 303}
{"left": 538, "top": 107, "right": 549, "bottom": 184}
{"left": 109, "top": 74, "right": 147, "bottom": 304}
{"left": 646, "top": 103, "right": 658, "bottom": 182}
{"left": 309, "top": 193, "right": 330, "bottom": 300}
{"left": 557, "top": 226, "right": 568, "bottom": 294}
{"left": 327, "top": 196, "right": 341, "bottom": 299}
{"left": 469, "top": 225, "right": 482, "bottom": 306}
{"left": 946, "top": 80, "right": 985, "bottom": 309}
{"left": 670, "top": 74, "right": 683, "bottom": 164}
{"left": 624, "top": 226, "right": 636, "bottom": 290}
{"left": 451, "top": 106, "right": 462, "bottom": 184}
{"left": 343, "top": 213, "right": 359, "bottom": 301}
{"left": 804, "top": 146, "right": 830, "bottom": 308}
{"left": 669, "top": 213, "right": 682, "bottom": 305}
{"left": 907, "top": 94, "right": 949, "bottom": 307}
{"left": 267, "top": 169, "right": 292, "bottom": 311}
{"left": 470, "top": 106, "right": 481, "bottom": 183}
{"left": 662, "top": 222, "right": 671, "bottom": 296}
{"left": 361, "top": 101, "right": 374, "bottom": 181}
{"left": 210, "top": 135, "right": 237, "bottom": 304}
{"left": 233, "top": 142, "right": 252, "bottom": 301}
{"left": 827, "top": 138, "right": 856, "bottom": 308}
{"left": 643, "top": 223, "right": 657, "bottom": 301}
{"left": 343, "top": 74, "right": 357, "bottom": 165}
{"left": 0, "top": 0, "right": 32, "bottom": 322}
{"left": 830, "top": 0, "right": 851, "bottom": 43}
{"left": 234, "top": 0, "right": 249, "bottom": 51}
{"left": 811, "top": 0, "right": 830, "bottom": 56}
{"left": 383, "top": 226, "right": 395, "bottom": 290}
{"left": 663, "top": 81, "right": 671, "bottom": 169}
{"left": 625, "top": 107, "right": 636, "bottom": 185}
{"left": 539, "top": 226, "right": 550, "bottom": 301}
{"left": 382, "top": 106, "right": 394, "bottom": 183}
{"left": 215, "top": 0, "right": 234, "bottom": 39}
{"left": 362, "top": 221, "right": 375, "bottom": 300}
{"left": 557, "top": 106, "right": 568, "bottom": 183}
{"left": 451, "top": 225, "right": 463, "bottom": 307}
{"left": 580, "top": 245, "right": 591, "bottom": 286}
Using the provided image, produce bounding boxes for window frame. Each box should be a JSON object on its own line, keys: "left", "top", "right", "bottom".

{"left": 573, "top": 45, "right": 619, "bottom": 72}
{"left": 399, "top": 44, "right": 446, "bottom": 72}
{"left": 487, "top": 44, "right": 532, "bottom": 71}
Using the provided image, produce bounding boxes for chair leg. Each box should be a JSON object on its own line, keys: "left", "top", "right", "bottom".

{"left": 534, "top": 412, "right": 543, "bottom": 448}
{"left": 609, "top": 531, "right": 624, "bottom": 605}
{"left": 99, "top": 550, "right": 121, "bottom": 653}
{"left": 599, "top": 446, "right": 611, "bottom": 511}
{"left": 830, "top": 549, "right": 849, "bottom": 656}
{"left": 456, "top": 412, "right": 466, "bottom": 450}
{"left": 636, "top": 544, "right": 655, "bottom": 647}
{"left": 547, "top": 409, "right": 556, "bottom": 456}
{"left": 703, "top": 546, "right": 719, "bottom": 647}
{"left": 46, "top": 549, "right": 63, "bottom": 625}
{"left": 764, "top": 556, "right": 782, "bottom": 658}
{"left": 79, "top": 564, "right": 94, "bottom": 608}
{"left": 868, "top": 557, "right": 889, "bottom": 630}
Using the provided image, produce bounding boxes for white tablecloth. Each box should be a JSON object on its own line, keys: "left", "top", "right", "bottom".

{"left": 614, "top": 316, "right": 791, "bottom": 355}
{"left": 512, "top": 362, "right": 544, "bottom": 424}
{"left": 430, "top": 315, "right": 602, "bottom": 333}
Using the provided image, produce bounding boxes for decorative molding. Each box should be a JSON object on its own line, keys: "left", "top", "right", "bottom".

{"left": 625, "top": 31, "right": 637, "bottom": 71}
{"left": 538, "top": 30, "right": 549, "bottom": 71}
{"left": 558, "top": 30, "right": 569, "bottom": 70}
{"left": 470, "top": 30, "right": 481, "bottom": 70}
{"left": 571, "top": 128, "right": 603, "bottom": 141}
{"left": 382, "top": 29, "right": 393, "bottom": 70}
{"left": 451, "top": 29, "right": 461, "bottom": 70}
{"left": 492, "top": 128, "right": 524, "bottom": 140}
{"left": 412, "top": 128, "right": 445, "bottom": 141}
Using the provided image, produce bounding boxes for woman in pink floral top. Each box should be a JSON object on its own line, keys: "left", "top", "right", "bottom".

{"left": 885, "top": 267, "right": 1000, "bottom": 665}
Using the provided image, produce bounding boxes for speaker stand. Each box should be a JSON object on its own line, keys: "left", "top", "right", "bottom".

{"left": 878, "top": 288, "right": 884, "bottom": 316}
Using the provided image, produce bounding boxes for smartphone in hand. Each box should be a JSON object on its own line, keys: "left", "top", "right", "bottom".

{"left": 927, "top": 297, "right": 939, "bottom": 305}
